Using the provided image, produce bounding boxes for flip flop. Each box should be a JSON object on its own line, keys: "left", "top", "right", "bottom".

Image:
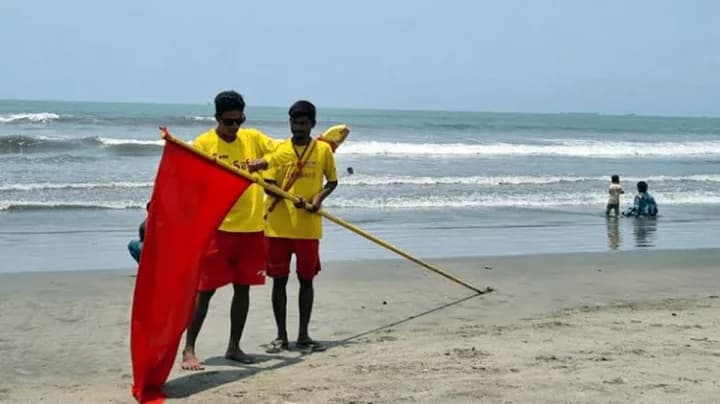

{"left": 265, "top": 338, "right": 289, "bottom": 354}
{"left": 295, "top": 340, "right": 326, "bottom": 352}
{"left": 224, "top": 350, "right": 256, "bottom": 364}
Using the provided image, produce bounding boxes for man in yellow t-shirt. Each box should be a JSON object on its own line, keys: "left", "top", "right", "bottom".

{"left": 181, "top": 91, "right": 278, "bottom": 370}
{"left": 255, "top": 100, "right": 338, "bottom": 353}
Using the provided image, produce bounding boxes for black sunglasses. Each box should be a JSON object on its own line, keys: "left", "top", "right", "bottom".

{"left": 220, "top": 118, "right": 243, "bottom": 126}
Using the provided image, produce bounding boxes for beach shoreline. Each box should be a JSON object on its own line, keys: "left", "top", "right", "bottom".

{"left": 1, "top": 248, "right": 719, "bottom": 403}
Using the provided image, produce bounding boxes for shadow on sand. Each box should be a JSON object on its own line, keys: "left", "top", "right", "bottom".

{"left": 163, "top": 292, "right": 483, "bottom": 398}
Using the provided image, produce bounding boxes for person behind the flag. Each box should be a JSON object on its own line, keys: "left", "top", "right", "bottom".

{"left": 253, "top": 100, "right": 338, "bottom": 353}
{"left": 181, "top": 90, "right": 278, "bottom": 370}
{"left": 127, "top": 202, "right": 149, "bottom": 264}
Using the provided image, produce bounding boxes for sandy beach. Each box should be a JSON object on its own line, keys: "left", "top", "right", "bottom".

{"left": 1, "top": 248, "right": 719, "bottom": 403}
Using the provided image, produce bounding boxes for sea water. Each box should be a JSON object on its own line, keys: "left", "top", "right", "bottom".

{"left": 1, "top": 100, "right": 719, "bottom": 272}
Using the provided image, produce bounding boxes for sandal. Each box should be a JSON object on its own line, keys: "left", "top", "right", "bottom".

{"left": 295, "top": 340, "right": 326, "bottom": 352}
{"left": 265, "top": 338, "right": 289, "bottom": 353}
{"left": 224, "top": 350, "right": 256, "bottom": 364}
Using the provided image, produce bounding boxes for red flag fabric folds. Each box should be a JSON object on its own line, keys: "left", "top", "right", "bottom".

{"left": 131, "top": 134, "right": 252, "bottom": 403}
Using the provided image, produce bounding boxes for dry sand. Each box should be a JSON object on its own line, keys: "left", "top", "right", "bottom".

{"left": 1, "top": 249, "right": 719, "bottom": 403}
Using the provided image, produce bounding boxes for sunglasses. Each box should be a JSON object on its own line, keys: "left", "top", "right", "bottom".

{"left": 220, "top": 118, "right": 243, "bottom": 126}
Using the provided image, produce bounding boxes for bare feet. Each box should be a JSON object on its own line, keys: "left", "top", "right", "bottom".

{"left": 181, "top": 348, "right": 205, "bottom": 371}
{"left": 225, "top": 347, "right": 255, "bottom": 364}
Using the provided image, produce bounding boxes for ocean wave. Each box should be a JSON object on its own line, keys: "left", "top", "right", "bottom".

{"left": 323, "top": 192, "right": 720, "bottom": 209}
{"left": 4, "top": 175, "right": 718, "bottom": 193}
{"left": 97, "top": 137, "right": 165, "bottom": 155}
{"left": 0, "top": 135, "right": 165, "bottom": 154}
{"left": 0, "top": 111, "right": 208, "bottom": 126}
{"left": 341, "top": 174, "right": 720, "bottom": 186}
{"left": 3, "top": 190, "right": 718, "bottom": 212}
{"left": 0, "top": 200, "right": 144, "bottom": 211}
{"left": 338, "top": 140, "right": 720, "bottom": 158}
{"left": 0, "top": 181, "right": 153, "bottom": 192}
{"left": 0, "top": 110, "right": 285, "bottom": 127}
{"left": 188, "top": 116, "right": 215, "bottom": 122}
{"left": 0, "top": 135, "right": 99, "bottom": 153}
{"left": 97, "top": 137, "right": 164, "bottom": 146}
{"left": 4, "top": 134, "right": 720, "bottom": 158}
{"left": 0, "top": 112, "right": 61, "bottom": 123}
{"left": 0, "top": 153, "right": 99, "bottom": 164}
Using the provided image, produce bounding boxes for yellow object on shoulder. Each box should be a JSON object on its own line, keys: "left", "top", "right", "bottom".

{"left": 264, "top": 140, "right": 338, "bottom": 239}
{"left": 317, "top": 124, "right": 350, "bottom": 152}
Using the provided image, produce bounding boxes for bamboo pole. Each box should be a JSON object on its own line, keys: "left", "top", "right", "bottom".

{"left": 160, "top": 127, "right": 492, "bottom": 295}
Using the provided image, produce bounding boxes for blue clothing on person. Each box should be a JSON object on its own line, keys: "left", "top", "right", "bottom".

{"left": 128, "top": 218, "right": 146, "bottom": 264}
{"left": 623, "top": 192, "right": 658, "bottom": 217}
{"left": 128, "top": 240, "right": 143, "bottom": 263}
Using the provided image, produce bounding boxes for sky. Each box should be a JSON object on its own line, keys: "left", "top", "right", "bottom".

{"left": 1, "top": 0, "right": 719, "bottom": 116}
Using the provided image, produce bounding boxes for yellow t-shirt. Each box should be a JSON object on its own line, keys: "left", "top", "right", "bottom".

{"left": 264, "top": 139, "right": 337, "bottom": 239}
{"left": 193, "top": 128, "right": 279, "bottom": 232}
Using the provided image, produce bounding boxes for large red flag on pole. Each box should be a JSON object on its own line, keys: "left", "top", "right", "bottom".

{"left": 130, "top": 129, "right": 253, "bottom": 403}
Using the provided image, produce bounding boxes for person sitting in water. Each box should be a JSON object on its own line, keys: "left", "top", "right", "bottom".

{"left": 128, "top": 203, "right": 148, "bottom": 263}
{"left": 622, "top": 181, "right": 658, "bottom": 217}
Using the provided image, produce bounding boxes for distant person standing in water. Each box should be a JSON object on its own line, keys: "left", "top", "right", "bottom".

{"left": 346, "top": 167, "right": 354, "bottom": 175}
{"left": 606, "top": 175, "right": 624, "bottom": 216}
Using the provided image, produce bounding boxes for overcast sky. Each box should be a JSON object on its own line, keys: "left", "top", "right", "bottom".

{"left": 1, "top": 0, "right": 718, "bottom": 115}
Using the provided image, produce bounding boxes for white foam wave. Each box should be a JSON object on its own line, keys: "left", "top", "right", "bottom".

{"left": 324, "top": 192, "right": 720, "bottom": 209}
{"left": 0, "top": 200, "right": 143, "bottom": 211}
{"left": 641, "top": 175, "right": 720, "bottom": 182}
{"left": 0, "top": 112, "right": 61, "bottom": 123}
{"left": 189, "top": 116, "right": 214, "bottom": 122}
{"left": 4, "top": 175, "right": 717, "bottom": 194}
{"left": 2, "top": 190, "right": 718, "bottom": 211}
{"left": 0, "top": 181, "right": 153, "bottom": 192}
{"left": 338, "top": 140, "right": 720, "bottom": 158}
{"left": 98, "top": 138, "right": 164, "bottom": 146}
{"left": 341, "top": 174, "right": 720, "bottom": 186}
{"left": 342, "top": 175, "right": 565, "bottom": 186}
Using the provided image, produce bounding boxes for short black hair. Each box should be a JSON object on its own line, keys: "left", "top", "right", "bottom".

{"left": 215, "top": 91, "right": 245, "bottom": 116}
{"left": 611, "top": 175, "right": 620, "bottom": 183}
{"left": 637, "top": 181, "right": 648, "bottom": 193}
{"left": 288, "top": 100, "right": 316, "bottom": 122}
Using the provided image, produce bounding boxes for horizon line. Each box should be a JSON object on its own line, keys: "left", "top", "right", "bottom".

{"left": 1, "top": 97, "right": 719, "bottom": 120}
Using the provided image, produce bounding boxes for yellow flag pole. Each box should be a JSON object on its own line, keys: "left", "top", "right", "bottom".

{"left": 315, "top": 213, "right": 491, "bottom": 294}
{"left": 160, "top": 128, "right": 492, "bottom": 295}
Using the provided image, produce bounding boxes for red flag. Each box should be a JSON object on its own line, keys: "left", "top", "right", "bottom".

{"left": 130, "top": 132, "right": 253, "bottom": 403}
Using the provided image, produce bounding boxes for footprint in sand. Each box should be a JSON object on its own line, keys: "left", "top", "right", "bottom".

{"left": 449, "top": 347, "right": 490, "bottom": 359}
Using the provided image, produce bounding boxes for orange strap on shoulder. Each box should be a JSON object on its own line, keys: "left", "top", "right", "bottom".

{"left": 266, "top": 140, "right": 316, "bottom": 215}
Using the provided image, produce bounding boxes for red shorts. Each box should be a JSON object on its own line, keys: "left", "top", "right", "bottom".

{"left": 266, "top": 238, "right": 321, "bottom": 281}
{"left": 197, "top": 231, "right": 267, "bottom": 291}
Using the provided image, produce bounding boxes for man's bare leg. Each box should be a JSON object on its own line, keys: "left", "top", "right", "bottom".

{"left": 271, "top": 276, "right": 289, "bottom": 345}
{"left": 224, "top": 283, "right": 255, "bottom": 363}
{"left": 296, "top": 278, "right": 323, "bottom": 351}
{"left": 181, "top": 290, "right": 215, "bottom": 370}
